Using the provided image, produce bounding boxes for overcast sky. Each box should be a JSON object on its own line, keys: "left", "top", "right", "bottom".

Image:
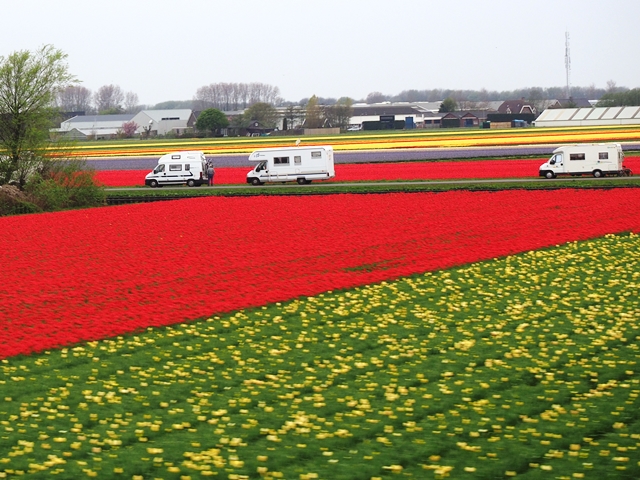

{"left": 2, "top": 0, "right": 639, "bottom": 106}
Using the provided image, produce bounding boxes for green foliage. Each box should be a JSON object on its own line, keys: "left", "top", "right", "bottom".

{"left": 439, "top": 97, "right": 458, "bottom": 113}
{"left": 0, "top": 185, "right": 42, "bottom": 215}
{"left": 243, "top": 102, "right": 278, "bottom": 128}
{"left": 596, "top": 88, "right": 640, "bottom": 107}
{"left": 195, "top": 108, "right": 229, "bottom": 136}
{"left": 304, "top": 95, "right": 323, "bottom": 128}
{"left": 25, "top": 159, "right": 105, "bottom": 211}
{"left": 0, "top": 45, "right": 75, "bottom": 187}
{"left": 324, "top": 97, "right": 353, "bottom": 129}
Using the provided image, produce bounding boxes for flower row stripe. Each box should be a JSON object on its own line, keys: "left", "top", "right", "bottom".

{"left": 1, "top": 189, "right": 640, "bottom": 358}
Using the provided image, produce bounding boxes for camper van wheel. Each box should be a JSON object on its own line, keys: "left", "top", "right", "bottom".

{"left": 297, "top": 178, "right": 307, "bottom": 185}
{"left": 544, "top": 171, "right": 555, "bottom": 179}
{"left": 187, "top": 179, "right": 196, "bottom": 187}
{"left": 149, "top": 179, "right": 159, "bottom": 188}
{"left": 250, "top": 177, "right": 263, "bottom": 186}
{"left": 593, "top": 170, "right": 603, "bottom": 178}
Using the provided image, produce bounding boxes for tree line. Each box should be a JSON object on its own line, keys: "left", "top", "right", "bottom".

{"left": 54, "top": 78, "right": 637, "bottom": 116}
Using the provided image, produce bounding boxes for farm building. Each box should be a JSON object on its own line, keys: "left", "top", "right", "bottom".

{"left": 52, "top": 109, "right": 197, "bottom": 139}
{"left": 349, "top": 103, "right": 443, "bottom": 130}
{"left": 52, "top": 114, "right": 135, "bottom": 140}
{"left": 533, "top": 106, "right": 640, "bottom": 127}
{"left": 440, "top": 110, "right": 491, "bottom": 128}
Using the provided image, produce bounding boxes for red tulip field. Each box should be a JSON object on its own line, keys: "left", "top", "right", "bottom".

{"left": 1, "top": 187, "right": 639, "bottom": 478}
{"left": 93, "top": 157, "right": 640, "bottom": 187}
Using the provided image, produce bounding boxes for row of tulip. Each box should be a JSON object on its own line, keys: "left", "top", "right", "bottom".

{"left": 93, "top": 157, "right": 640, "bottom": 186}
{"left": 59, "top": 125, "right": 640, "bottom": 158}
{"left": 1, "top": 233, "right": 639, "bottom": 478}
{"left": 2, "top": 188, "right": 640, "bottom": 360}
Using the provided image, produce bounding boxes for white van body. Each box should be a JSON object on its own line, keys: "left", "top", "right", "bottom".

{"left": 246, "top": 146, "right": 335, "bottom": 185}
{"left": 539, "top": 143, "right": 625, "bottom": 178}
{"left": 145, "top": 151, "right": 208, "bottom": 187}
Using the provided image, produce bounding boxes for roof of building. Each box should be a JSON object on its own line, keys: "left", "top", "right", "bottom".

{"left": 549, "top": 98, "right": 593, "bottom": 108}
{"left": 351, "top": 104, "right": 429, "bottom": 116}
{"left": 140, "top": 109, "right": 194, "bottom": 121}
{"left": 534, "top": 106, "right": 640, "bottom": 126}
{"left": 498, "top": 100, "right": 536, "bottom": 114}
{"left": 66, "top": 114, "right": 135, "bottom": 124}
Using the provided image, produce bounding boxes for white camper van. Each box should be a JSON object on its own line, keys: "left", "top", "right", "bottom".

{"left": 246, "top": 145, "right": 335, "bottom": 185}
{"left": 145, "top": 151, "right": 209, "bottom": 187}
{"left": 539, "top": 143, "right": 631, "bottom": 179}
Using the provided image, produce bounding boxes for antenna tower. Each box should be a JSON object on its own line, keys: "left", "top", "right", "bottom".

{"left": 565, "top": 31, "right": 571, "bottom": 97}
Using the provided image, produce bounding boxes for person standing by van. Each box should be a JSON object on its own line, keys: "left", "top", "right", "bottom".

{"left": 207, "top": 162, "right": 215, "bottom": 186}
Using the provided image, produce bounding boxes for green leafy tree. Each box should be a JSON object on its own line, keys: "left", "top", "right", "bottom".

{"left": 0, "top": 45, "right": 74, "bottom": 187}
{"left": 439, "top": 97, "right": 457, "bottom": 113}
{"left": 324, "top": 97, "right": 353, "bottom": 129}
{"left": 196, "top": 108, "right": 229, "bottom": 136}
{"left": 243, "top": 102, "right": 278, "bottom": 128}
{"left": 597, "top": 88, "right": 640, "bottom": 107}
{"left": 304, "top": 95, "right": 324, "bottom": 128}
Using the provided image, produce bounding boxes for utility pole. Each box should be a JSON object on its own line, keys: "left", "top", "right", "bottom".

{"left": 565, "top": 31, "right": 571, "bottom": 98}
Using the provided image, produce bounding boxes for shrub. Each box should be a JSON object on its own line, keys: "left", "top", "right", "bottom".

{"left": 25, "top": 159, "right": 106, "bottom": 211}
{"left": 0, "top": 185, "right": 42, "bottom": 215}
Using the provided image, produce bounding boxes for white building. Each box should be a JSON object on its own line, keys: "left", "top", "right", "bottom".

{"left": 52, "top": 109, "right": 197, "bottom": 139}
{"left": 534, "top": 106, "right": 640, "bottom": 127}
{"left": 131, "top": 109, "right": 197, "bottom": 136}
{"left": 53, "top": 114, "right": 135, "bottom": 140}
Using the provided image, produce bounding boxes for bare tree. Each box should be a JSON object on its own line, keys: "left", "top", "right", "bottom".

{"left": 94, "top": 84, "right": 124, "bottom": 113}
{"left": 57, "top": 85, "right": 93, "bottom": 113}
{"left": 124, "top": 91, "right": 141, "bottom": 113}
{"left": 366, "top": 91, "right": 388, "bottom": 104}
{"left": 193, "top": 82, "right": 282, "bottom": 111}
{"left": 606, "top": 80, "right": 620, "bottom": 93}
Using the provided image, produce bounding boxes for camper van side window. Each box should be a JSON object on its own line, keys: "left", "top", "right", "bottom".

{"left": 294, "top": 156, "right": 301, "bottom": 165}
{"left": 569, "top": 153, "right": 586, "bottom": 161}
{"left": 154, "top": 164, "right": 165, "bottom": 173}
{"left": 311, "top": 151, "right": 322, "bottom": 158}
{"left": 274, "top": 157, "right": 290, "bottom": 165}
{"left": 598, "top": 152, "right": 608, "bottom": 160}
{"left": 171, "top": 155, "right": 181, "bottom": 160}
{"left": 169, "top": 164, "right": 182, "bottom": 171}
{"left": 185, "top": 164, "right": 191, "bottom": 171}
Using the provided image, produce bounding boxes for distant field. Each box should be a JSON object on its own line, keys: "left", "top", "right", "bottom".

{"left": 57, "top": 125, "right": 640, "bottom": 158}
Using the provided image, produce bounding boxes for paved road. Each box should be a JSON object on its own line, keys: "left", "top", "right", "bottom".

{"left": 88, "top": 143, "right": 640, "bottom": 171}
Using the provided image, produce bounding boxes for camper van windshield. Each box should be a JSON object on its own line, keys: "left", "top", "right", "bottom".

{"left": 549, "top": 153, "right": 563, "bottom": 165}
{"left": 154, "top": 164, "right": 165, "bottom": 173}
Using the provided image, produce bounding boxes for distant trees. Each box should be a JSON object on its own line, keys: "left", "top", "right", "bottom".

{"left": 193, "top": 82, "right": 282, "bottom": 111}
{"left": 439, "top": 97, "right": 457, "bottom": 113}
{"left": 323, "top": 97, "right": 354, "bottom": 129}
{"left": 123, "top": 92, "right": 142, "bottom": 114}
{"left": 92, "top": 85, "right": 142, "bottom": 114}
{"left": 241, "top": 102, "right": 278, "bottom": 128}
{"left": 365, "top": 91, "right": 388, "bottom": 104}
{"left": 195, "top": 108, "right": 229, "bottom": 136}
{"left": 57, "top": 85, "right": 93, "bottom": 113}
{"left": 282, "top": 105, "right": 304, "bottom": 130}
{"left": 94, "top": 84, "right": 124, "bottom": 114}
{"left": 597, "top": 88, "right": 640, "bottom": 107}
{"left": 304, "top": 95, "right": 324, "bottom": 128}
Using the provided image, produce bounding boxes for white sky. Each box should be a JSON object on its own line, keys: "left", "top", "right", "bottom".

{"left": 2, "top": 0, "right": 639, "bottom": 105}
